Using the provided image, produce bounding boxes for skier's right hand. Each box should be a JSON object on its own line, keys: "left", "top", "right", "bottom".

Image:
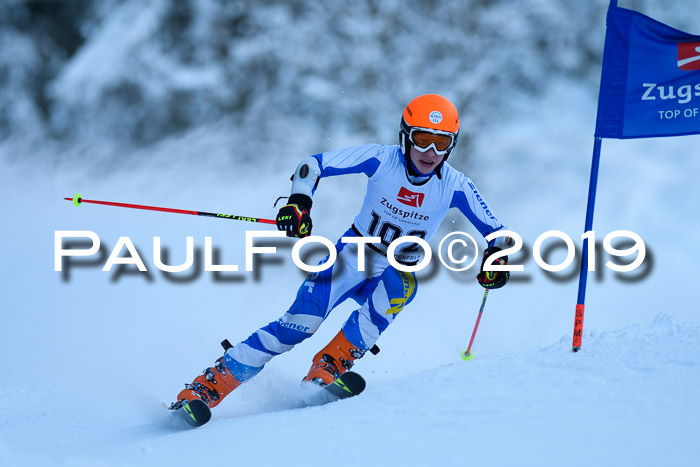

{"left": 276, "top": 194, "right": 313, "bottom": 238}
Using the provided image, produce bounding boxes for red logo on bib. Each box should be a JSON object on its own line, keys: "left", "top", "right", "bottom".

{"left": 678, "top": 42, "right": 700, "bottom": 70}
{"left": 397, "top": 187, "right": 424, "bottom": 207}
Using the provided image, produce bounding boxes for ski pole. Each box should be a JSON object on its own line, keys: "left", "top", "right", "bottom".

{"left": 460, "top": 289, "right": 489, "bottom": 361}
{"left": 64, "top": 193, "right": 276, "bottom": 225}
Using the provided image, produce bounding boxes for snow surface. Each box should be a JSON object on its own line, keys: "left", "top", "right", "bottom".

{"left": 1, "top": 78, "right": 699, "bottom": 466}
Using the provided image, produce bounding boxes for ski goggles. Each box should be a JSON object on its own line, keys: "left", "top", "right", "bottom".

{"left": 408, "top": 128, "right": 456, "bottom": 156}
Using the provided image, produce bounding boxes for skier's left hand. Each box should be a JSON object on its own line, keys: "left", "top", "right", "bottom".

{"left": 476, "top": 246, "right": 510, "bottom": 289}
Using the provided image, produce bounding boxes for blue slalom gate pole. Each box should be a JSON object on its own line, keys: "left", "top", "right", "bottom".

{"left": 572, "top": 137, "right": 603, "bottom": 352}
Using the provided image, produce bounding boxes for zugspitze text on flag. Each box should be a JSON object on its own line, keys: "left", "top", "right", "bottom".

{"left": 595, "top": 5, "right": 700, "bottom": 139}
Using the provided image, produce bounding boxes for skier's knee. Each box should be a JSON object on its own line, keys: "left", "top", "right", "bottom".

{"left": 385, "top": 270, "right": 418, "bottom": 314}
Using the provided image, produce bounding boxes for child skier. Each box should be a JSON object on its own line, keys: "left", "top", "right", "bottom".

{"left": 172, "top": 94, "right": 510, "bottom": 410}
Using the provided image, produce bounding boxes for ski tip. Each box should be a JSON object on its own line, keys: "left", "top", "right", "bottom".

{"left": 325, "top": 371, "right": 366, "bottom": 399}
{"left": 175, "top": 399, "right": 211, "bottom": 428}
{"left": 340, "top": 371, "right": 366, "bottom": 392}
{"left": 460, "top": 350, "right": 474, "bottom": 361}
{"left": 572, "top": 346, "right": 581, "bottom": 353}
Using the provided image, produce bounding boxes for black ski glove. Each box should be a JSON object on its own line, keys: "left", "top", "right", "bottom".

{"left": 276, "top": 193, "right": 313, "bottom": 238}
{"left": 476, "top": 246, "right": 510, "bottom": 289}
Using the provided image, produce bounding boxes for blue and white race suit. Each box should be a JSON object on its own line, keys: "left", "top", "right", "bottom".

{"left": 225, "top": 144, "right": 505, "bottom": 382}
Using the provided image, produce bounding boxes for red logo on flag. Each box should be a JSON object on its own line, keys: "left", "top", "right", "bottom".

{"left": 678, "top": 42, "right": 700, "bottom": 70}
{"left": 397, "top": 187, "right": 424, "bottom": 207}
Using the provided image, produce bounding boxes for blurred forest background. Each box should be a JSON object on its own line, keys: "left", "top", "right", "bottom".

{"left": 1, "top": 0, "right": 696, "bottom": 167}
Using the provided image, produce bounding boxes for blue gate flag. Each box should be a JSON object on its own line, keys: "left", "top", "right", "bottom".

{"left": 595, "top": 4, "right": 700, "bottom": 139}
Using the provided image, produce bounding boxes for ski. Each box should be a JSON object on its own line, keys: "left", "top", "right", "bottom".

{"left": 169, "top": 371, "right": 365, "bottom": 429}
{"left": 170, "top": 399, "right": 212, "bottom": 428}
{"left": 324, "top": 371, "right": 366, "bottom": 400}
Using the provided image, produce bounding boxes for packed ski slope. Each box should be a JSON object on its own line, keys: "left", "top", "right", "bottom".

{"left": 1, "top": 83, "right": 700, "bottom": 466}
{"left": 1, "top": 315, "right": 698, "bottom": 466}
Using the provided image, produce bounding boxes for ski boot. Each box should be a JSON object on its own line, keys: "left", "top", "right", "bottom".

{"left": 303, "top": 329, "right": 367, "bottom": 387}
{"left": 172, "top": 355, "right": 242, "bottom": 410}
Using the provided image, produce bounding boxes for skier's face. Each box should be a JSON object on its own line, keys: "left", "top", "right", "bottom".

{"left": 410, "top": 146, "right": 445, "bottom": 175}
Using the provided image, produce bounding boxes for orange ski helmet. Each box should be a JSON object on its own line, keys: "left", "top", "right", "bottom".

{"left": 400, "top": 94, "right": 460, "bottom": 178}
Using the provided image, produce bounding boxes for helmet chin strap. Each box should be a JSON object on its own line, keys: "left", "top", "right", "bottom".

{"left": 434, "top": 160, "right": 444, "bottom": 179}
{"left": 408, "top": 158, "right": 427, "bottom": 177}
{"left": 400, "top": 147, "right": 446, "bottom": 183}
